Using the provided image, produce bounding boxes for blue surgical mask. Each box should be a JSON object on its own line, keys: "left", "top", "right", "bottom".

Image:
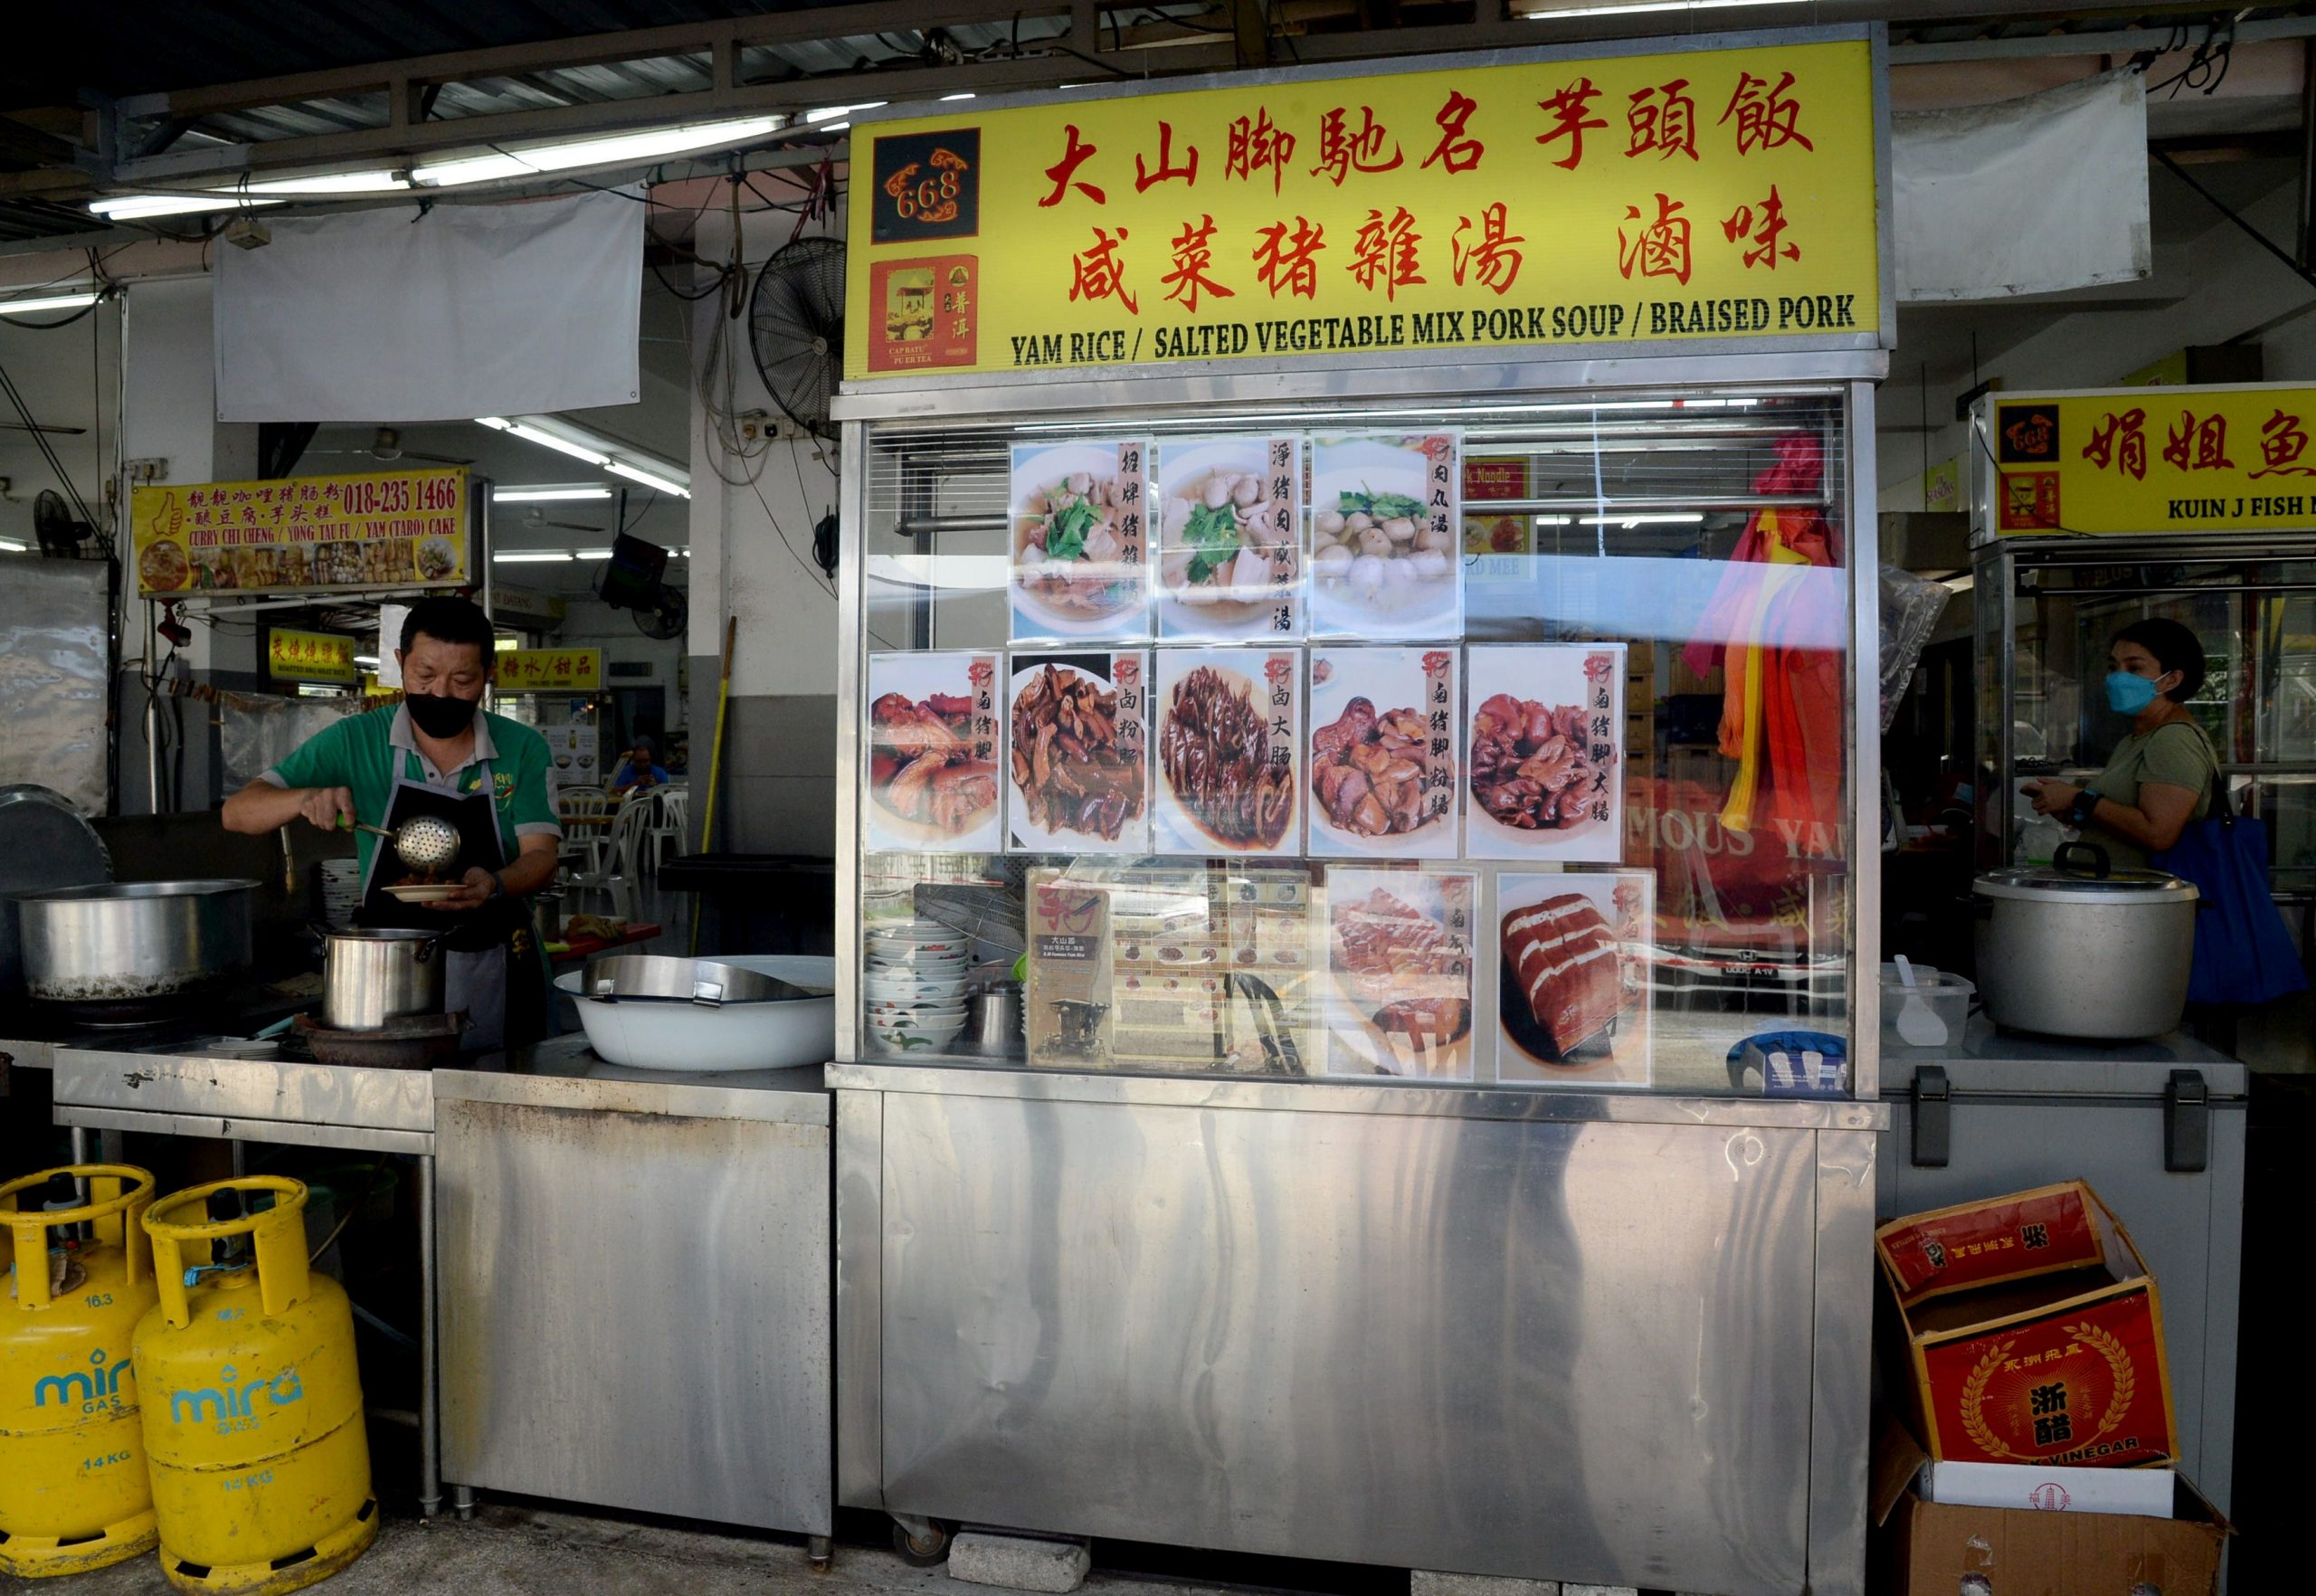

{"left": 2106, "top": 670, "right": 2160, "bottom": 715}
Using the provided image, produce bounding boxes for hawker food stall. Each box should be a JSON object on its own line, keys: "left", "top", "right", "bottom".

{"left": 1875, "top": 380, "right": 2316, "bottom": 1527}
{"left": 830, "top": 28, "right": 1891, "bottom": 1596}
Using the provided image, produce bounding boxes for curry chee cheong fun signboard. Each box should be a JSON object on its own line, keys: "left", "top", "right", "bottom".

{"left": 846, "top": 30, "right": 1884, "bottom": 381}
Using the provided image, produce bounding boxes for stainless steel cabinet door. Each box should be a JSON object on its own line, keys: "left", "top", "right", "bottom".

{"left": 438, "top": 1099, "right": 831, "bottom": 1533}
{"left": 866, "top": 1092, "right": 1826, "bottom": 1595}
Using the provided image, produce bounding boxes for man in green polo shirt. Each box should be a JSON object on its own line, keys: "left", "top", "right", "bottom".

{"left": 223, "top": 595, "right": 561, "bottom": 1048}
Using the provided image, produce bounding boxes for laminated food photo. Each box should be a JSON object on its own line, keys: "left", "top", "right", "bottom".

{"left": 1306, "top": 646, "right": 1459, "bottom": 859}
{"left": 1308, "top": 432, "right": 1463, "bottom": 641}
{"left": 865, "top": 651, "right": 1004, "bottom": 853}
{"left": 1153, "top": 648, "right": 1303, "bottom": 856}
{"left": 1495, "top": 870, "right": 1653, "bottom": 1089}
{"left": 1007, "top": 651, "right": 1151, "bottom": 853}
{"left": 1153, "top": 434, "right": 1305, "bottom": 641}
{"left": 1321, "top": 867, "right": 1478, "bottom": 1079}
{"left": 1008, "top": 439, "right": 1153, "bottom": 642}
{"left": 1464, "top": 642, "right": 1627, "bottom": 862}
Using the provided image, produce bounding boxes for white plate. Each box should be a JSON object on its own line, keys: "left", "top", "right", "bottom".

{"left": 384, "top": 883, "right": 466, "bottom": 904}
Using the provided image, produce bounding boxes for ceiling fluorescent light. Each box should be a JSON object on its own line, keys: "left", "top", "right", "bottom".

{"left": 244, "top": 170, "right": 409, "bottom": 195}
{"left": 940, "top": 93, "right": 976, "bottom": 101}
{"left": 476, "top": 416, "right": 514, "bottom": 430}
{"left": 1520, "top": 0, "right": 1808, "bottom": 15}
{"left": 0, "top": 537, "right": 27, "bottom": 552}
{"left": 574, "top": 548, "right": 614, "bottom": 560}
{"left": 492, "top": 550, "right": 572, "bottom": 564}
{"left": 804, "top": 102, "right": 886, "bottom": 123}
{"left": 505, "top": 423, "right": 610, "bottom": 468}
{"left": 0, "top": 291, "right": 102, "bottom": 317}
{"left": 821, "top": 123, "right": 851, "bottom": 134}
{"left": 413, "top": 116, "right": 783, "bottom": 187}
{"left": 492, "top": 486, "right": 613, "bottom": 503}
{"left": 605, "top": 460, "right": 692, "bottom": 499}
{"left": 90, "top": 195, "right": 280, "bottom": 221}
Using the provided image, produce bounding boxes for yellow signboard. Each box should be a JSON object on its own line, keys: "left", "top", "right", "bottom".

{"left": 130, "top": 468, "right": 469, "bottom": 598}
{"left": 1988, "top": 386, "right": 2316, "bottom": 536}
{"left": 497, "top": 648, "right": 603, "bottom": 693}
{"left": 846, "top": 33, "right": 1881, "bottom": 380}
{"left": 266, "top": 628, "right": 357, "bottom": 684}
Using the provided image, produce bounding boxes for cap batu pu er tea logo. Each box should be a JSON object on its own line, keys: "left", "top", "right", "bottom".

{"left": 846, "top": 35, "right": 1884, "bottom": 378}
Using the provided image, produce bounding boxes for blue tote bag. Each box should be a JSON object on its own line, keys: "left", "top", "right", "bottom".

{"left": 2151, "top": 738, "right": 2308, "bottom": 1007}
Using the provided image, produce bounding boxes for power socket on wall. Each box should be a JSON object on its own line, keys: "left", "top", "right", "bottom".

{"left": 737, "top": 409, "right": 813, "bottom": 443}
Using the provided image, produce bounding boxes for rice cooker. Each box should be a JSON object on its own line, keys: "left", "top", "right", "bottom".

{"left": 1971, "top": 843, "right": 2198, "bottom": 1040}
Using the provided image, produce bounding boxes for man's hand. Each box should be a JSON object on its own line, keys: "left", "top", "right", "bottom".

{"left": 423, "top": 866, "right": 498, "bottom": 912}
{"left": 298, "top": 787, "right": 357, "bottom": 831}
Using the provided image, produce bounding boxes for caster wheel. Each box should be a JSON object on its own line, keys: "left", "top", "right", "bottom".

{"left": 892, "top": 1519, "right": 953, "bottom": 1567}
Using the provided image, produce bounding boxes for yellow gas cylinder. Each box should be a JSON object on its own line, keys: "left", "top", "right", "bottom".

{"left": 135, "top": 1177, "right": 376, "bottom": 1596}
{"left": 0, "top": 1164, "right": 160, "bottom": 1577}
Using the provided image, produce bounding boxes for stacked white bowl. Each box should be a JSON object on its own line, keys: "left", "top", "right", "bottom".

{"left": 319, "top": 858, "right": 364, "bottom": 928}
{"left": 863, "top": 919, "right": 970, "bottom": 1054}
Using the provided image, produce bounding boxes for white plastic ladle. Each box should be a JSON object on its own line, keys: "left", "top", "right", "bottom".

{"left": 1893, "top": 954, "right": 1949, "bottom": 1049}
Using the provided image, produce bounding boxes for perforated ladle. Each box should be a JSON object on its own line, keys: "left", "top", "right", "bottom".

{"left": 339, "top": 813, "right": 461, "bottom": 872}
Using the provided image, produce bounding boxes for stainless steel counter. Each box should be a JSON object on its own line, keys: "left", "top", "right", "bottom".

{"left": 432, "top": 1035, "right": 833, "bottom": 1549}
{"left": 832, "top": 1059, "right": 1882, "bottom": 1596}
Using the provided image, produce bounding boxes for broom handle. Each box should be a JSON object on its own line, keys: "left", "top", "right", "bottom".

{"left": 691, "top": 615, "right": 738, "bottom": 956}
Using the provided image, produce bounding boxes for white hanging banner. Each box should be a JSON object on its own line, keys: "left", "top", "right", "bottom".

{"left": 214, "top": 190, "right": 643, "bottom": 422}
{"left": 1894, "top": 70, "right": 2150, "bottom": 303}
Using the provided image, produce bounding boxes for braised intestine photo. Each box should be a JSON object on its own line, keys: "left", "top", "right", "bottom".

{"left": 865, "top": 651, "right": 1003, "bottom": 853}
{"left": 1153, "top": 436, "right": 1302, "bottom": 641}
{"left": 1463, "top": 644, "right": 1626, "bottom": 863}
{"left": 1306, "top": 646, "right": 1458, "bottom": 859}
{"left": 1495, "top": 870, "right": 1652, "bottom": 1089}
{"left": 1009, "top": 440, "right": 1152, "bottom": 641}
{"left": 1007, "top": 653, "right": 1150, "bottom": 853}
{"left": 1153, "top": 649, "right": 1300, "bottom": 856}
{"left": 1321, "top": 867, "right": 1477, "bottom": 1079}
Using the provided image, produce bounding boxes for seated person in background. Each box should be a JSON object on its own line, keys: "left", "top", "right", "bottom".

{"left": 610, "top": 736, "right": 669, "bottom": 795}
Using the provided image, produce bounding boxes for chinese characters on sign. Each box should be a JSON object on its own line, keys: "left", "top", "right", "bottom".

{"left": 265, "top": 629, "right": 358, "bottom": 685}
{"left": 131, "top": 470, "right": 469, "bottom": 599}
{"left": 1992, "top": 387, "right": 2316, "bottom": 535}
{"left": 496, "top": 649, "right": 603, "bottom": 693}
{"left": 849, "top": 37, "right": 1881, "bottom": 377}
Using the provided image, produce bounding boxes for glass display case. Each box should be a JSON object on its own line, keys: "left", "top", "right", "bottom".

{"left": 842, "top": 385, "right": 1871, "bottom": 1098}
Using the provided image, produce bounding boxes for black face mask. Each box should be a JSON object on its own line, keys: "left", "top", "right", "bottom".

{"left": 405, "top": 691, "right": 479, "bottom": 738}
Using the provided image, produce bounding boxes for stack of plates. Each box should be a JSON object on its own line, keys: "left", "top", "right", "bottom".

{"left": 863, "top": 919, "right": 970, "bottom": 1053}
{"left": 319, "top": 859, "right": 364, "bottom": 928}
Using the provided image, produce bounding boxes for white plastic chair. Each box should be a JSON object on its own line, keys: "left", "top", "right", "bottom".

{"left": 556, "top": 789, "right": 612, "bottom": 879}
{"left": 644, "top": 785, "right": 688, "bottom": 870}
{"left": 603, "top": 793, "right": 657, "bottom": 920}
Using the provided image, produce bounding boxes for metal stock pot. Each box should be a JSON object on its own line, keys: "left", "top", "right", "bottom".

{"left": 319, "top": 928, "right": 450, "bottom": 1031}
{"left": 1971, "top": 842, "right": 2198, "bottom": 1040}
{"left": 13, "top": 879, "right": 257, "bottom": 1020}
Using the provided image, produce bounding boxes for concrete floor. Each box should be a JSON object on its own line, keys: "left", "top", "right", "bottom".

{"left": 3, "top": 1505, "right": 1224, "bottom": 1596}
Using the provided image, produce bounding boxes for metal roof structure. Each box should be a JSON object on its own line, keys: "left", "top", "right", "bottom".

{"left": 2, "top": 1, "right": 2309, "bottom": 258}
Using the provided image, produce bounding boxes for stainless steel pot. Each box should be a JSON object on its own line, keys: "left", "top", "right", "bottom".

{"left": 14, "top": 879, "right": 257, "bottom": 1017}
{"left": 320, "top": 928, "right": 449, "bottom": 1031}
{"left": 1972, "top": 843, "right": 2199, "bottom": 1040}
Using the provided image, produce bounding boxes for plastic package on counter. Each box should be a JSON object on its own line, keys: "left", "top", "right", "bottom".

{"left": 1879, "top": 565, "right": 1951, "bottom": 732}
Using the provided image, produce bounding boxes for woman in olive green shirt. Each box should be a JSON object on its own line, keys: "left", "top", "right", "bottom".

{"left": 2024, "top": 618, "right": 2217, "bottom": 872}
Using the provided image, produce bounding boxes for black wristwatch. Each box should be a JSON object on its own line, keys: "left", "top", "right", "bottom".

{"left": 2067, "top": 789, "right": 2103, "bottom": 827}
{"left": 486, "top": 870, "right": 506, "bottom": 902}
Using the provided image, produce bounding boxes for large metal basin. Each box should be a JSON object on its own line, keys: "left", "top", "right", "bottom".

{"left": 13, "top": 879, "right": 258, "bottom": 1019}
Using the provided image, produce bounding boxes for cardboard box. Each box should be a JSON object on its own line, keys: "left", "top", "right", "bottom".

{"left": 1876, "top": 1182, "right": 2178, "bottom": 1468}
{"left": 1875, "top": 1419, "right": 2228, "bottom": 1595}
